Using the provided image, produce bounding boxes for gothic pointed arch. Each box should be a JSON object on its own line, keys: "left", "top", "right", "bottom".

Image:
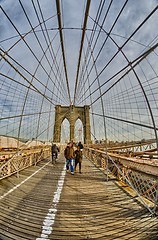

{"left": 53, "top": 105, "right": 91, "bottom": 144}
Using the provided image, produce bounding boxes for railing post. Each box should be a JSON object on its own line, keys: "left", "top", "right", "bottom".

{"left": 16, "top": 156, "right": 20, "bottom": 178}
{"left": 34, "top": 153, "right": 37, "bottom": 166}
{"left": 106, "top": 154, "right": 109, "bottom": 182}
{"left": 153, "top": 178, "right": 158, "bottom": 212}
{"left": 7, "top": 161, "right": 11, "bottom": 176}
{"left": 17, "top": 171, "right": 19, "bottom": 178}
{"left": 30, "top": 155, "right": 33, "bottom": 166}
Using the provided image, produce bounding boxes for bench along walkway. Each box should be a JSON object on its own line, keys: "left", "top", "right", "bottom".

{"left": 0, "top": 154, "right": 158, "bottom": 240}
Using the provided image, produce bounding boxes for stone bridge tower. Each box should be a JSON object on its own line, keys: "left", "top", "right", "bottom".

{"left": 53, "top": 105, "right": 91, "bottom": 144}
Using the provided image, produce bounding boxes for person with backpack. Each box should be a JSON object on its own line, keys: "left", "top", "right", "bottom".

{"left": 78, "top": 141, "right": 83, "bottom": 151}
{"left": 64, "top": 142, "right": 75, "bottom": 175}
{"left": 51, "top": 143, "right": 59, "bottom": 161}
{"left": 74, "top": 145, "right": 82, "bottom": 173}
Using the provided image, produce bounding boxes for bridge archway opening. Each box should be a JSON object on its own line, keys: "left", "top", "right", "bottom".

{"left": 53, "top": 105, "right": 91, "bottom": 144}
{"left": 74, "top": 118, "right": 84, "bottom": 144}
{"left": 60, "top": 118, "right": 70, "bottom": 144}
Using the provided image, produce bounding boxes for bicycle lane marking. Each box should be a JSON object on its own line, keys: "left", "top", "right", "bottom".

{"left": 0, "top": 161, "right": 50, "bottom": 201}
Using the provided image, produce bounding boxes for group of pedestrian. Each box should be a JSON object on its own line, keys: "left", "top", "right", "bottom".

{"left": 51, "top": 140, "right": 84, "bottom": 175}
{"left": 64, "top": 141, "right": 83, "bottom": 175}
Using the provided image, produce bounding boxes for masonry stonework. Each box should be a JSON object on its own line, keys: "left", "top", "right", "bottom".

{"left": 53, "top": 105, "right": 91, "bottom": 144}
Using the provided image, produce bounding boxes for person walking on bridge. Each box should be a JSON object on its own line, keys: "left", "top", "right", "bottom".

{"left": 64, "top": 142, "right": 75, "bottom": 175}
{"left": 78, "top": 141, "right": 83, "bottom": 151}
{"left": 74, "top": 145, "right": 82, "bottom": 173}
{"left": 51, "top": 143, "right": 59, "bottom": 161}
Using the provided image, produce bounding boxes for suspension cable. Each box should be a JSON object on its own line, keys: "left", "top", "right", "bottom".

{"left": 73, "top": 0, "right": 91, "bottom": 105}
{"left": 55, "top": 0, "right": 71, "bottom": 104}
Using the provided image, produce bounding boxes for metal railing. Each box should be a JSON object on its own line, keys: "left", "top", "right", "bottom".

{"left": 0, "top": 146, "right": 51, "bottom": 180}
{"left": 84, "top": 147, "right": 158, "bottom": 215}
{"left": 0, "top": 144, "right": 66, "bottom": 180}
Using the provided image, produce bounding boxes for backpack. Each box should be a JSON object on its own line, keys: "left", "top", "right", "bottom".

{"left": 64, "top": 146, "right": 69, "bottom": 159}
{"left": 52, "top": 144, "right": 57, "bottom": 152}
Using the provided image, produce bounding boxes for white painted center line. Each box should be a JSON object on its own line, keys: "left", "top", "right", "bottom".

{"left": 36, "top": 164, "right": 66, "bottom": 240}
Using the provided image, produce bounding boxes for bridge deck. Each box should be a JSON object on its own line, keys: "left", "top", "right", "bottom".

{"left": 0, "top": 154, "right": 158, "bottom": 240}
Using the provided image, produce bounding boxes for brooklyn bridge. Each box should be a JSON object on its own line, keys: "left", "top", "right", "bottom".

{"left": 0, "top": 0, "right": 158, "bottom": 239}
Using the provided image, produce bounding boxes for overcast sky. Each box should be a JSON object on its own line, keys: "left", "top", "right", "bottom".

{"left": 0, "top": 0, "right": 158, "bottom": 143}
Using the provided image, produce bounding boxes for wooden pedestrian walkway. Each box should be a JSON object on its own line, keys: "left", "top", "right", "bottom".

{"left": 0, "top": 153, "right": 158, "bottom": 240}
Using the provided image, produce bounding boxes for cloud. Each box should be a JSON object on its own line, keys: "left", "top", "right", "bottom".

{"left": 0, "top": 0, "right": 158, "bottom": 142}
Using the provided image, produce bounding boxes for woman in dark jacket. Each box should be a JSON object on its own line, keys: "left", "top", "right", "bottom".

{"left": 74, "top": 145, "right": 82, "bottom": 173}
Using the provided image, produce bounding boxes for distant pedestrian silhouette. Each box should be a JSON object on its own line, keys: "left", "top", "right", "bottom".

{"left": 51, "top": 143, "right": 59, "bottom": 161}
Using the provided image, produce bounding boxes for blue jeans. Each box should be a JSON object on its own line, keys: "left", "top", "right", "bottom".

{"left": 66, "top": 159, "right": 74, "bottom": 173}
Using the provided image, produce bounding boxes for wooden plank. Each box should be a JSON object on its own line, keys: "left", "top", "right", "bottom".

{"left": 0, "top": 155, "right": 158, "bottom": 239}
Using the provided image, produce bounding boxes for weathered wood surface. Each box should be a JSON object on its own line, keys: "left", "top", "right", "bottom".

{"left": 0, "top": 154, "right": 158, "bottom": 240}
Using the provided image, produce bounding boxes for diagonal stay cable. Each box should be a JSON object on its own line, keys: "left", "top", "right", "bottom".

{"left": 19, "top": 0, "right": 55, "bottom": 71}
{"left": 35, "top": 0, "right": 67, "bottom": 104}
{"left": 76, "top": 0, "right": 105, "bottom": 95}
{"left": 0, "top": 12, "right": 57, "bottom": 53}
{"left": 0, "top": 31, "right": 68, "bottom": 105}
{"left": 76, "top": 0, "right": 128, "bottom": 101}
{"left": 0, "top": 50, "right": 55, "bottom": 105}
{"left": 0, "top": 5, "right": 66, "bottom": 102}
{"left": 0, "top": 110, "right": 55, "bottom": 121}
{"left": 76, "top": 0, "right": 113, "bottom": 99}
{"left": 0, "top": 48, "right": 65, "bottom": 105}
{"left": 78, "top": 43, "right": 158, "bottom": 105}
{"left": 89, "top": 42, "right": 158, "bottom": 106}
{"left": 78, "top": 12, "right": 158, "bottom": 106}
{"left": 78, "top": 5, "right": 158, "bottom": 104}
{"left": 31, "top": 0, "right": 68, "bottom": 103}
{"left": 0, "top": 73, "right": 38, "bottom": 93}
{"left": 91, "top": 112, "right": 158, "bottom": 131}
{"left": 55, "top": 0, "right": 71, "bottom": 104}
{"left": 73, "top": 0, "right": 91, "bottom": 105}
